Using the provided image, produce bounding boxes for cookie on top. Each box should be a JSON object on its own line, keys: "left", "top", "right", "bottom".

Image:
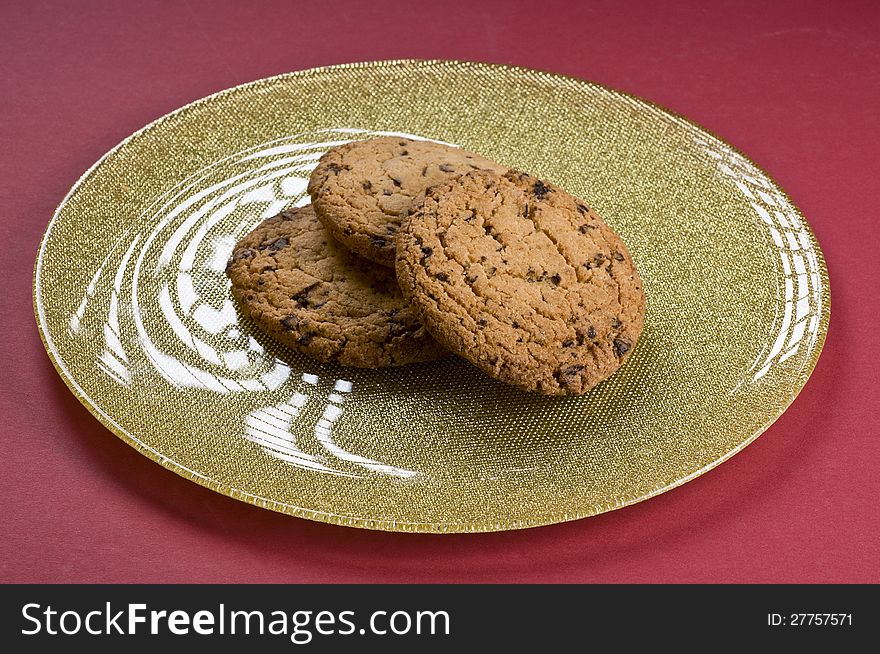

{"left": 395, "top": 169, "right": 645, "bottom": 395}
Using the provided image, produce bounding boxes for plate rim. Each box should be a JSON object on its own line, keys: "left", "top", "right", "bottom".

{"left": 32, "top": 59, "right": 832, "bottom": 533}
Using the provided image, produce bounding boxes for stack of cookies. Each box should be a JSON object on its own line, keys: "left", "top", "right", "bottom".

{"left": 226, "top": 137, "right": 645, "bottom": 395}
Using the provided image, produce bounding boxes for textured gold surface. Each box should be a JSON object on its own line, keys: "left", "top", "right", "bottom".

{"left": 33, "top": 60, "right": 829, "bottom": 532}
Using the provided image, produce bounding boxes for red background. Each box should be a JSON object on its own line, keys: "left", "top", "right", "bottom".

{"left": 2, "top": 0, "right": 878, "bottom": 583}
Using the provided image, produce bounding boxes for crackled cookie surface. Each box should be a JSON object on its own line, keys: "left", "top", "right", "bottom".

{"left": 226, "top": 205, "right": 445, "bottom": 368}
{"left": 396, "top": 169, "right": 645, "bottom": 395}
{"left": 307, "top": 136, "right": 507, "bottom": 268}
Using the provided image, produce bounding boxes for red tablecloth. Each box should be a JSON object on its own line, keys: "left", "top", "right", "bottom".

{"left": 2, "top": 0, "right": 877, "bottom": 583}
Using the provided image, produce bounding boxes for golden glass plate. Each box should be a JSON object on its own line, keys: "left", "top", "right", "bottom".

{"left": 33, "top": 60, "right": 829, "bottom": 532}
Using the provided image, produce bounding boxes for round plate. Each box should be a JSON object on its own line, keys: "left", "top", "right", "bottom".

{"left": 34, "top": 60, "right": 829, "bottom": 532}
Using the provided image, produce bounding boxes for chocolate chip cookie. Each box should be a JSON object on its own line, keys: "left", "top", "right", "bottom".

{"left": 307, "top": 136, "right": 507, "bottom": 268}
{"left": 396, "top": 169, "right": 645, "bottom": 395}
{"left": 226, "top": 205, "right": 445, "bottom": 368}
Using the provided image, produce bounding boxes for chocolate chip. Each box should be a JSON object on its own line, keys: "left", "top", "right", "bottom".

{"left": 330, "top": 338, "right": 348, "bottom": 361}
{"left": 512, "top": 321, "right": 520, "bottom": 329}
{"left": 436, "top": 272, "right": 449, "bottom": 282}
{"left": 235, "top": 248, "right": 255, "bottom": 260}
{"left": 613, "top": 251, "right": 625, "bottom": 261}
{"left": 362, "top": 180, "right": 372, "bottom": 190}
{"left": 267, "top": 237, "right": 288, "bottom": 251}
{"left": 611, "top": 318, "right": 622, "bottom": 330}
{"left": 391, "top": 177, "right": 402, "bottom": 187}
{"left": 291, "top": 282, "right": 320, "bottom": 307}
{"left": 550, "top": 273, "right": 562, "bottom": 286}
{"left": 533, "top": 180, "right": 551, "bottom": 199}
{"left": 326, "top": 163, "right": 342, "bottom": 175}
{"left": 587, "top": 326, "right": 596, "bottom": 339}
{"left": 477, "top": 318, "right": 488, "bottom": 328}
{"left": 578, "top": 224, "right": 595, "bottom": 233}
{"left": 400, "top": 149, "right": 408, "bottom": 155}
{"left": 280, "top": 315, "right": 298, "bottom": 330}
{"left": 420, "top": 246, "right": 433, "bottom": 264}
{"left": 613, "top": 338, "right": 631, "bottom": 356}
{"left": 526, "top": 267, "right": 548, "bottom": 283}
{"left": 439, "top": 163, "right": 455, "bottom": 172}
{"left": 370, "top": 236, "right": 386, "bottom": 247}
{"left": 562, "top": 339, "right": 575, "bottom": 348}
{"left": 576, "top": 203, "right": 590, "bottom": 215}
{"left": 298, "top": 333, "right": 315, "bottom": 346}
{"left": 556, "top": 364, "right": 585, "bottom": 383}
{"left": 466, "top": 274, "right": 478, "bottom": 284}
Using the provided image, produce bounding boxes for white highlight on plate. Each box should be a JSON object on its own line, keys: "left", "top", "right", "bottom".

{"left": 64, "top": 127, "right": 437, "bottom": 479}
{"left": 245, "top": 376, "right": 419, "bottom": 479}
{"left": 312, "top": 381, "right": 419, "bottom": 479}
{"left": 244, "top": 391, "right": 355, "bottom": 476}
{"left": 694, "top": 137, "right": 825, "bottom": 384}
